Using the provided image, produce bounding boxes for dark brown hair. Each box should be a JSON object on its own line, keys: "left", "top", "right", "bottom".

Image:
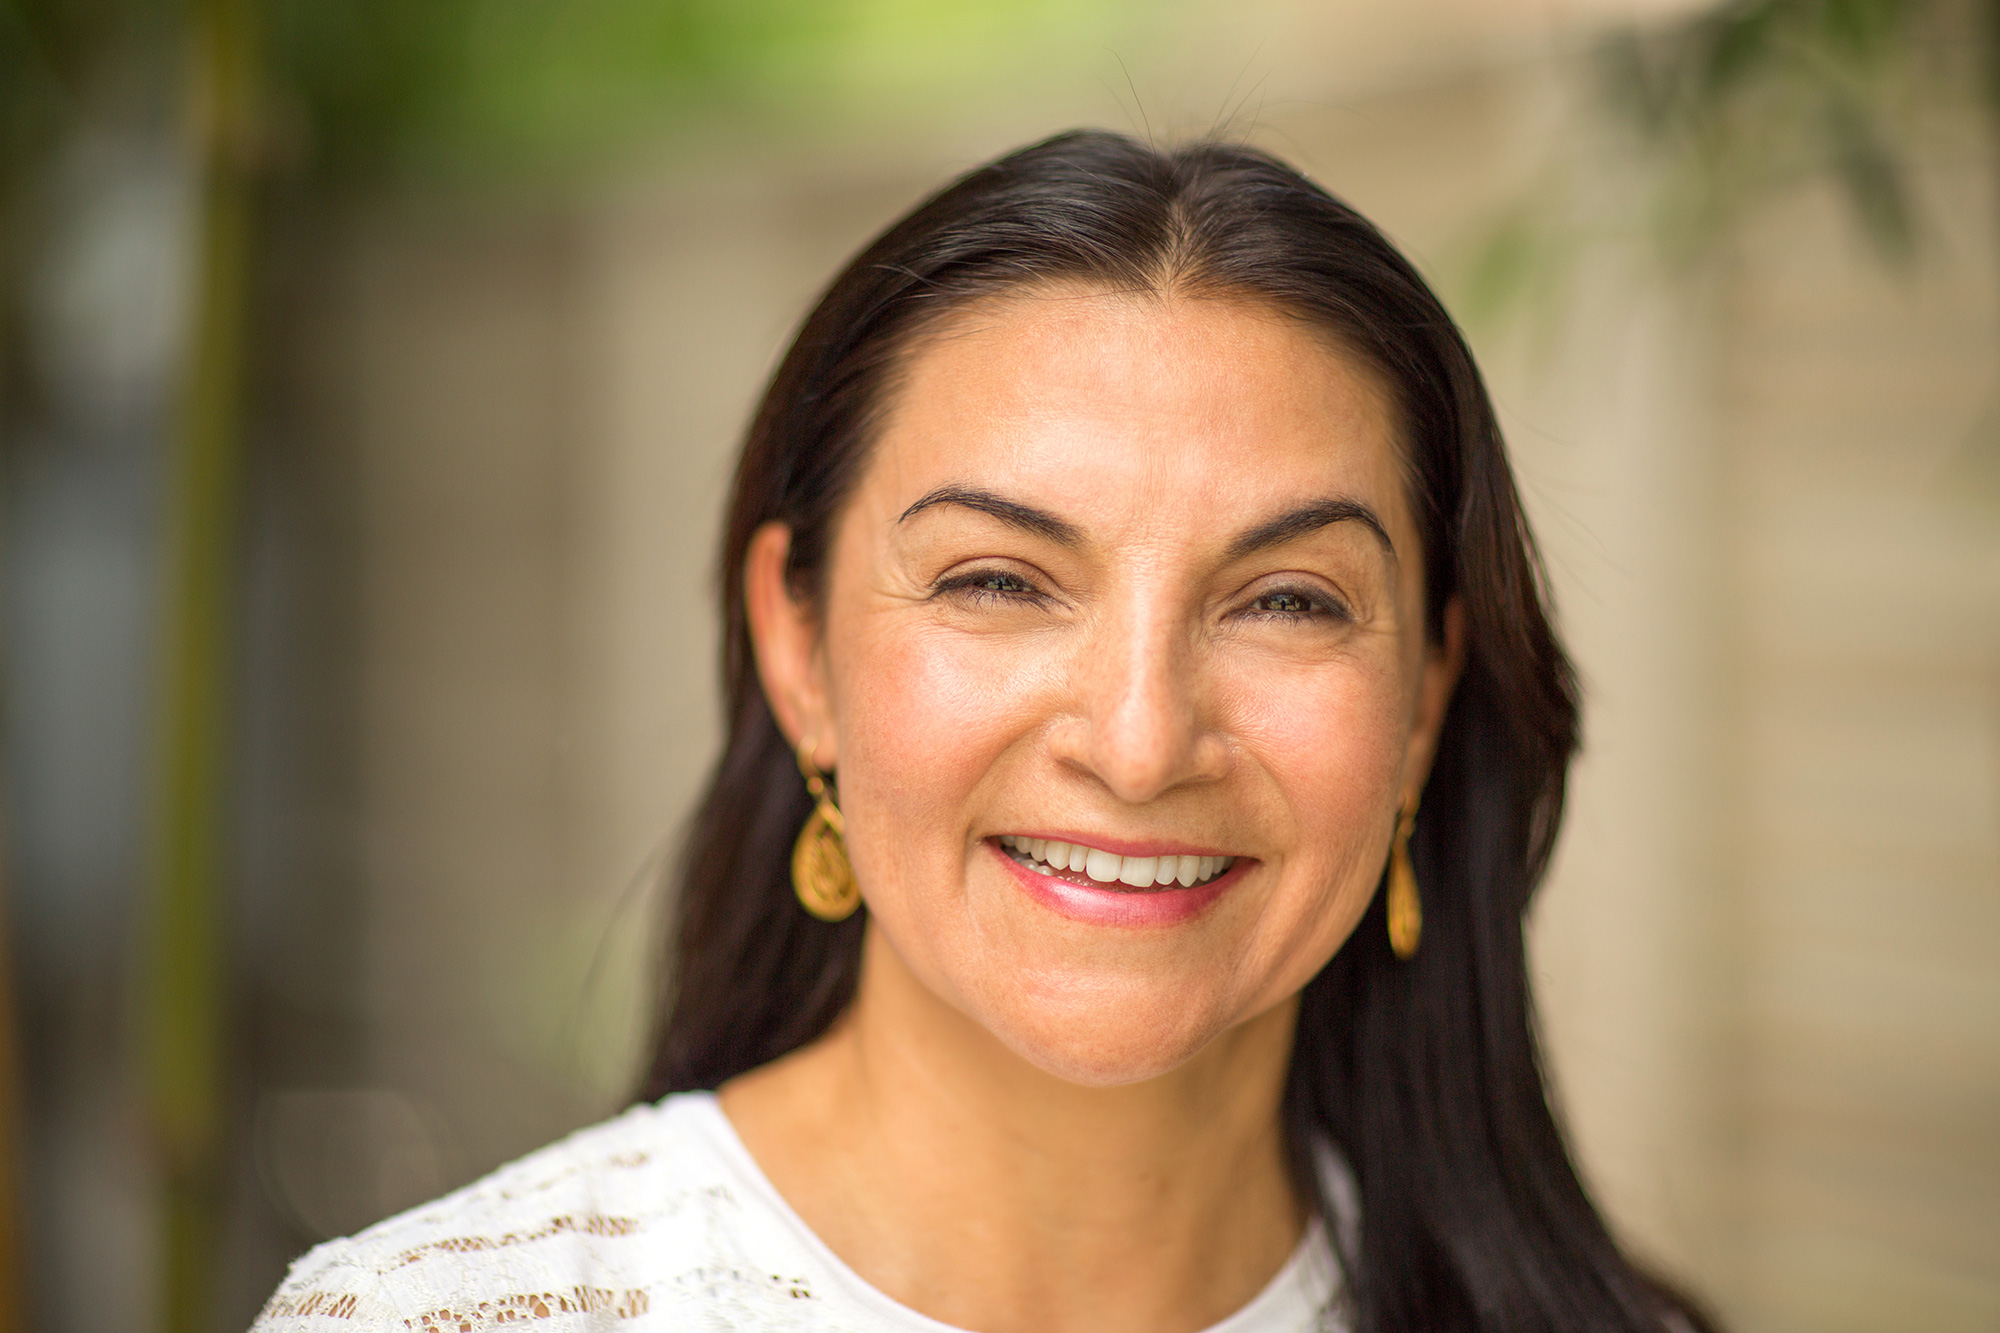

{"left": 639, "top": 129, "right": 1710, "bottom": 1333}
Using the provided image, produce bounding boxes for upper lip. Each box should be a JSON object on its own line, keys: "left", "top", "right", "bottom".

{"left": 996, "top": 830, "right": 1239, "bottom": 860}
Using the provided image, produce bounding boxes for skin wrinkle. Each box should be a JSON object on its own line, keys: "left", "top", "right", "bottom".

{"left": 726, "top": 286, "right": 1465, "bottom": 1333}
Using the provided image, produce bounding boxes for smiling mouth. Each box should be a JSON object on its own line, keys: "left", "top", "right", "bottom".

{"left": 997, "top": 835, "right": 1237, "bottom": 890}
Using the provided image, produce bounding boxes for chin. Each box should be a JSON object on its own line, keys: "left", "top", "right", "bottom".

{"left": 974, "top": 981, "right": 1231, "bottom": 1088}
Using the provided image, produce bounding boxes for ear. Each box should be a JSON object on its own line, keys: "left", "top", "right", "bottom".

{"left": 1401, "top": 596, "right": 1468, "bottom": 802}
{"left": 745, "top": 522, "right": 836, "bottom": 768}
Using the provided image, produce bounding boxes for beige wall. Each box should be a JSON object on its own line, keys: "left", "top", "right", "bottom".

{"left": 283, "top": 56, "right": 2000, "bottom": 1331}
{"left": 1718, "top": 160, "right": 2000, "bottom": 1329}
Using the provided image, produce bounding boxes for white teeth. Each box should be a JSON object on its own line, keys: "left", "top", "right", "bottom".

{"left": 1000, "top": 837, "right": 1235, "bottom": 889}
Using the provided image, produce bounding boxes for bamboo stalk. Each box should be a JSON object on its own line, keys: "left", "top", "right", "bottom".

{"left": 144, "top": 0, "right": 258, "bottom": 1327}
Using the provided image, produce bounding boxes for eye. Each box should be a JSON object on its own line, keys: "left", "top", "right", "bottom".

{"left": 1242, "top": 584, "right": 1351, "bottom": 623}
{"left": 934, "top": 567, "right": 1045, "bottom": 605}
{"left": 1256, "top": 590, "right": 1312, "bottom": 615}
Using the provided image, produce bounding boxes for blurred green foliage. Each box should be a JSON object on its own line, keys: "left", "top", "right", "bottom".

{"left": 1601, "top": 0, "right": 1931, "bottom": 261}
{"left": 3, "top": 0, "right": 1141, "bottom": 192}
{"left": 1464, "top": 0, "right": 1978, "bottom": 324}
{"left": 1, "top": 0, "right": 149, "bottom": 171}
{"left": 268, "top": 0, "right": 1136, "bottom": 178}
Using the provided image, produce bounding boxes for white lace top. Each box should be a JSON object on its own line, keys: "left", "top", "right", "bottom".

{"left": 251, "top": 1092, "right": 1352, "bottom": 1332}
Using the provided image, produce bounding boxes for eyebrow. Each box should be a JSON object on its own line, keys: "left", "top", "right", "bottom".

{"left": 898, "top": 484, "right": 1395, "bottom": 563}
{"left": 1224, "top": 497, "right": 1396, "bottom": 564}
{"left": 898, "top": 486, "right": 1082, "bottom": 546}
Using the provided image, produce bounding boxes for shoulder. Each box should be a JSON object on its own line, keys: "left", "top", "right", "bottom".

{"left": 250, "top": 1092, "right": 856, "bottom": 1331}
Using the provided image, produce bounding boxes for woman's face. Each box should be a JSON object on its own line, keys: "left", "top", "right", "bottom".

{"left": 751, "top": 287, "right": 1461, "bottom": 1086}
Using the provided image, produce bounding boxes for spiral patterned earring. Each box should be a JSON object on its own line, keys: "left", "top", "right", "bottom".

{"left": 791, "top": 735, "right": 860, "bottom": 922}
{"left": 1386, "top": 796, "right": 1422, "bottom": 960}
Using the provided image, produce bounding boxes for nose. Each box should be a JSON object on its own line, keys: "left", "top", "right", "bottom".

{"left": 1054, "top": 600, "right": 1229, "bottom": 804}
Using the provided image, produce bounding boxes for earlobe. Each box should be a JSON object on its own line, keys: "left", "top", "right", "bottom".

{"left": 744, "top": 522, "right": 833, "bottom": 759}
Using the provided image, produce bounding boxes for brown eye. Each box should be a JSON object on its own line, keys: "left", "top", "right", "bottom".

{"left": 1243, "top": 585, "right": 1352, "bottom": 624}
{"left": 1256, "top": 591, "right": 1312, "bottom": 615}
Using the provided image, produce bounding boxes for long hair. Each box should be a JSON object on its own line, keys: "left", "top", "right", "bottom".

{"left": 638, "top": 130, "right": 1708, "bottom": 1333}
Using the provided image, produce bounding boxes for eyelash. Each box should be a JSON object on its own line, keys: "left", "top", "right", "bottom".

{"left": 934, "top": 568, "right": 1045, "bottom": 605}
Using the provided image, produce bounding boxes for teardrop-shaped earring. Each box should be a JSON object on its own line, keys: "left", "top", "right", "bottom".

{"left": 791, "top": 736, "right": 860, "bottom": 922}
{"left": 1386, "top": 798, "right": 1422, "bottom": 960}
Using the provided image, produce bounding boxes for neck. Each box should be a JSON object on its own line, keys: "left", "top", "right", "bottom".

{"left": 721, "top": 922, "right": 1306, "bottom": 1333}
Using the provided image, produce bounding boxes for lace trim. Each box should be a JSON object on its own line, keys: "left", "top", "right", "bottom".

{"left": 384, "top": 1213, "right": 644, "bottom": 1270}
{"left": 404, "top": 1287, "right": 650, "bottom": 1328}
{"left": 261, "top": 1292, "right": 367, "bottom": 1321}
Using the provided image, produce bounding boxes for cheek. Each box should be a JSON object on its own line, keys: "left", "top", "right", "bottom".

{"left": 1223, "top": 653, "right": 1409, "bottom": 962}
{"left": 828, "top": 619, "right": 1046, "bottom": 898}
{"left": 1233, "top": 648, "right": 1409, "bottom": 821}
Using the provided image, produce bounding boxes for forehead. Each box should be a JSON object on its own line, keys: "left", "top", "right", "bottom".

{"left": 862, "top": 286, "right": 1409, "bottom": 528}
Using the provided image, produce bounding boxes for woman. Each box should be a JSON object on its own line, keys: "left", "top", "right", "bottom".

{"left": 255, "top": 131, "right": 1710, "bottom": 1333}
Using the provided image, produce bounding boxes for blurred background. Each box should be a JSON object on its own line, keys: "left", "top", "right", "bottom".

{"left": 2, "top": 0, "right": 1996, "bottom": 1329}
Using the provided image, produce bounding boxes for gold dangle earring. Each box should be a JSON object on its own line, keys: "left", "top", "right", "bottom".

{"left": 1386, "top": 796, "right": 1422, "bottom": 960}
{"left": 791, "top": 735, "right": 860, "bottom": 922}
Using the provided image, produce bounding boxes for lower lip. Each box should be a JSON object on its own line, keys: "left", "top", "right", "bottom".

{"left": 991, "top": 841, "right": 1240, "bottom": 927}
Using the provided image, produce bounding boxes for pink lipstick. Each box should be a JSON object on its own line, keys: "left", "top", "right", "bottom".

{"left": 988, "top": 837, "right": 1243, "bottom": 927}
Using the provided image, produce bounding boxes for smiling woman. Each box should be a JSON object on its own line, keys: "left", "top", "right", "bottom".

{"left": 253, "top": 132, "right": 1716, "bottom": 1333}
